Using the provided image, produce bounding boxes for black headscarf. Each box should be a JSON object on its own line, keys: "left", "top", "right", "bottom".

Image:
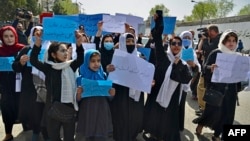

{"left": 100, "top": 34, "right": 114, "bottom": 72}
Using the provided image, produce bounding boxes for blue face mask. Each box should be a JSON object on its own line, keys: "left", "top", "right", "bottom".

{"left": 182, "top": 39, "right": 191, "bottom": 48}
{"left": 32, "top": 36, "right": 36, "bottom": 42}
{"left": 104, "top": 42, "right": 114, "bottom": 50}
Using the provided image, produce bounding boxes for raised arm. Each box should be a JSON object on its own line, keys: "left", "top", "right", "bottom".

{"left": 12, "top": 47, "right": 30, "bottom": 72}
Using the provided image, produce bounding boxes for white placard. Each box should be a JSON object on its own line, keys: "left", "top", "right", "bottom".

{"left": 108, "top": 49, "right": 155, "bottom": 93}
{"left": 212, "top": 53, "right": 250, "bottom": 83}
{"left": 103, "top": 15, "right": 126, "bottom": 33}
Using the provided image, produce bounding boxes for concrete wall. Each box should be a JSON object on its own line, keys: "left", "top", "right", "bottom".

{"left": 175, "top": 15, "right": 250, "bottom": 50}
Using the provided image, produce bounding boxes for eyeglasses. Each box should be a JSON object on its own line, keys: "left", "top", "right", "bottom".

{"left": 171, "top": 42, "right": 182, "bottom": 46}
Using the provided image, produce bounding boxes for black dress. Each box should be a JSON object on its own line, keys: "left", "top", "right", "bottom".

{"left": 143, "top": 15, "right": 192, "bottom": 141}
{"left": 12, "top": 47, "right": 37, "bottom": 130}
{"left": 110, "top": 84, "right": 144, "bottom": 141}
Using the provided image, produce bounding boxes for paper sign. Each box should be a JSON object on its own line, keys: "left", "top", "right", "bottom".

{"left": 0, "top": 57, "right": 14, "bottom": 71}
{"left": 79, "top": 78, "right": 112, "bottom": 98}
{"left": 108, "top": 49, "right": 155, "bottom": 93}
{"left": 137, "top": 47, "right": 151, "bottom": 61}
{"left": 78, "top": 14, "right": 104, "bottom": 36}
{"left": 116, "top": 13, "right": 144, "bottom": 35}
{"left": 103, "top": 15, "right": 126, "bottom": 33}
{"left": 43, "top": 17, "right": 78, "bottom": 43}
{"left": 212, "top": 53, "right": 250, "bottom": 83}
{"left": 151, "top": 16, "right": 176, "bottom": 34}
{"left": 27, "top": 49, "right": 47, "bottom": 67}
{"left": 181, "top": 48, "right": 194, "bottom": 61}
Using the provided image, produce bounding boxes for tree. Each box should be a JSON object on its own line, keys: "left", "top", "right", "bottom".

{"left": 149, "top": 4, "right": 169, "bottom": 17}
{"left": 215, "top": 0, "right": 234, "bottom": 18}
{"left": 238, "top": 4, "right": 250, "bottom": 16}
{"left": 185, "top": 1, "right": 217, "bottom": 23}
{"left": 0, "top": 0, "right": 27, "bottom": 21}
{"left": 184, "top": 0, "right": 234, "bottom": 22}
{"left": 53, "top": 0, "right": 79, "bottom": 15}
{"left": 26, "top": 0, "right": 40, "bottom": 16}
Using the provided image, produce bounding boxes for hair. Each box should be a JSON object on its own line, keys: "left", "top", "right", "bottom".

{"left": 169, "top": 36, "right": 182, "bottom": 46}
{"left": 207, "top": 24, "right": 219, "bottom": 33}
{"left": 101, "top": 34, "right": 113, "bottom": 47}
{"left": 89, "top": 52, "right": 101, "bottom": 61}
{"left": 47, "top": 42, "right": 66, "bottom": 62}
{"left": 222, "top": 32, "right": 238, "bottom": 45}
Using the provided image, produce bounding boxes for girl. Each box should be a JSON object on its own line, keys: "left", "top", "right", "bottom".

{"left": 30, "top": 29, "right": 84, "bottom": 141}
{"left": 12, "top": 26, "right": 51, "bottom": 141}
{"left": 106, "top": 32, "right": 145, "bottom": 141}
{"left": 195, "top": 30, "right": 241, "bottom": 141}
{"left": 143, "top": 10, "right": 192, "bottom": 141}
{"left": 75, "top": 49, "right": 115, "bottom": 141}
{"left": 0, "top": 26, "right": 24, "bottom": 141}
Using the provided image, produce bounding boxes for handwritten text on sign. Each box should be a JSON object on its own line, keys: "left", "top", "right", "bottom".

{"left": 43, "top": 18, "right": 78, "bottom": 43}
{"left": 212, "top": 53, "right": 250, "bottom": 83}
{"left": 108, "top": 49, "right": 155, "bottom": 93}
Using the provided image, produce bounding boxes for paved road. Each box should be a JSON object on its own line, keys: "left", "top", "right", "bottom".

{"left": 1, "top": 91, "right": 249, "bottom": 141}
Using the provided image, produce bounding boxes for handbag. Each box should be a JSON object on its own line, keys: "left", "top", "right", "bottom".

{"left": 203, "top": 89, "right": 225, "bottom": 107}
{"left": 47, "top": 101, "right": 76, "bottom": 123}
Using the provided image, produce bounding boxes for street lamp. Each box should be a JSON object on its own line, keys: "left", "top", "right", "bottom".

{"left": 191, "top": 0, "right": 204, "bottom": 27}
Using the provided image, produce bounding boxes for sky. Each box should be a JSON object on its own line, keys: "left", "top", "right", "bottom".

{"left": 76, "top": 0, "right": 249, "bottom": 20}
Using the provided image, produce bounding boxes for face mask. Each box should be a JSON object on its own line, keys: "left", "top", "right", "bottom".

{"left": 126, "top": 45, "right": 135, "bottom": 54}
{"left": 182, "top": 39, "right": 191, "bottom": 48}
{"left": 104, "top": 42, "right": 114, "bottom": 50}
{"left": 32, "top": 36, "right": 36, "bottom": 42}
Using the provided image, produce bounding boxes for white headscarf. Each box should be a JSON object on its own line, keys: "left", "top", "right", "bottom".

{"left": 179, "top": 31, "right": 201, "bottom": 72}
{"left": 29, "top": 26, "right": 51, "bottom": 80}
{"left": 118, "top": 33, "right": 141, "bottom": 101}
{"left": 218, "top": 29, "right": 239, "bottom": 54}
{"left": 156, "top": 44, "right": 186, "bottom": 108}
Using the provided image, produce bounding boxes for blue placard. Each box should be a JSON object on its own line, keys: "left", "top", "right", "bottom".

{"left": 181, "top": 48, "right": 194, "bottom": 61}
{"left": 79, "top": 78, "right": 112, "bottom": 98}
{"left": 0, "top": 57, "right": 14, "bottom": 71}
{"left": 151, "top": 16, "right": 176, "bottom": 34}
{"left": 137, "top": 47, "right": 151, "bottom": 61}
{"left": 27, "top": 49, "right": 46, "bottom": 67}
{"left": 78, "top": 14, "right": 104, "bottom": 36}
{"left": 43, "top": 17, "right": 78, "bottom": 43}
{"left": 53, "top": 15, "right": 79, "bottom": 22}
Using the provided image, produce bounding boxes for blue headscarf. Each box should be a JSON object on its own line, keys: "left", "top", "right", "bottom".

{"left": 79, "top": 49, "right": 106, "bottom": 80}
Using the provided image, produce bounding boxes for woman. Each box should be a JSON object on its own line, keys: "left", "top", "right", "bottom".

{"left": 0, "top": 26, "right": 24, "bottom": 141}
{"left": 107, "top": 33, "right": 145, "bottom": 141}
{"left": 195, "top": 30, "right": 241, "bottom": 141}
{"left": 143, "top": 10, "right": 192, "bottom": 141}
{"left": 179, "top": 31, "right": 201, "bottom": 131}
{"left": 30, "top": 29, "right": 84, "bottom": 141}
{"left": 12, "top": 26, "right": 50, "bottom": 141}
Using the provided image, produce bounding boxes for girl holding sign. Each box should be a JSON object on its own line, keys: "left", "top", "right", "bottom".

{"left": 0, "top": 26, "right": 24, "bottom": 141}
{"left": 12, "top": 26, "right": 51, "bottom": 141}
{"left": 30, "top": 29, "right": 84, "bottom": 141}
{"left": 75, "top": 49, "right": 115, "bottom": 141}
{"left": 194, "top": 30, "right": 241, "bottom": 141}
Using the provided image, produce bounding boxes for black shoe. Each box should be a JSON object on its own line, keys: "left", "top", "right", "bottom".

{"left": 192, "top": 117, "right": 201, "bottom": 124}
{"left": 2, "top": 135, "right": 13, "bottom": 141}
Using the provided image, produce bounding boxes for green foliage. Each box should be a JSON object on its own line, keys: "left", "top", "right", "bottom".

{"left": 53, "top": 0, "right": 79, "bottom": 15}
{"left": 238, "top": 4, "right": 250, "bottom": 16}
{"left": 184, "top": 0, "right": 234, "bottom": 22}
{"left": 215, "top": 0, "right": 234, "bottom": 18}
{"left": 149, "top": 4, "right": 169, "bottom": 17}
{"left": 0, "top": 0, "right": 41, "bottom": 21}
